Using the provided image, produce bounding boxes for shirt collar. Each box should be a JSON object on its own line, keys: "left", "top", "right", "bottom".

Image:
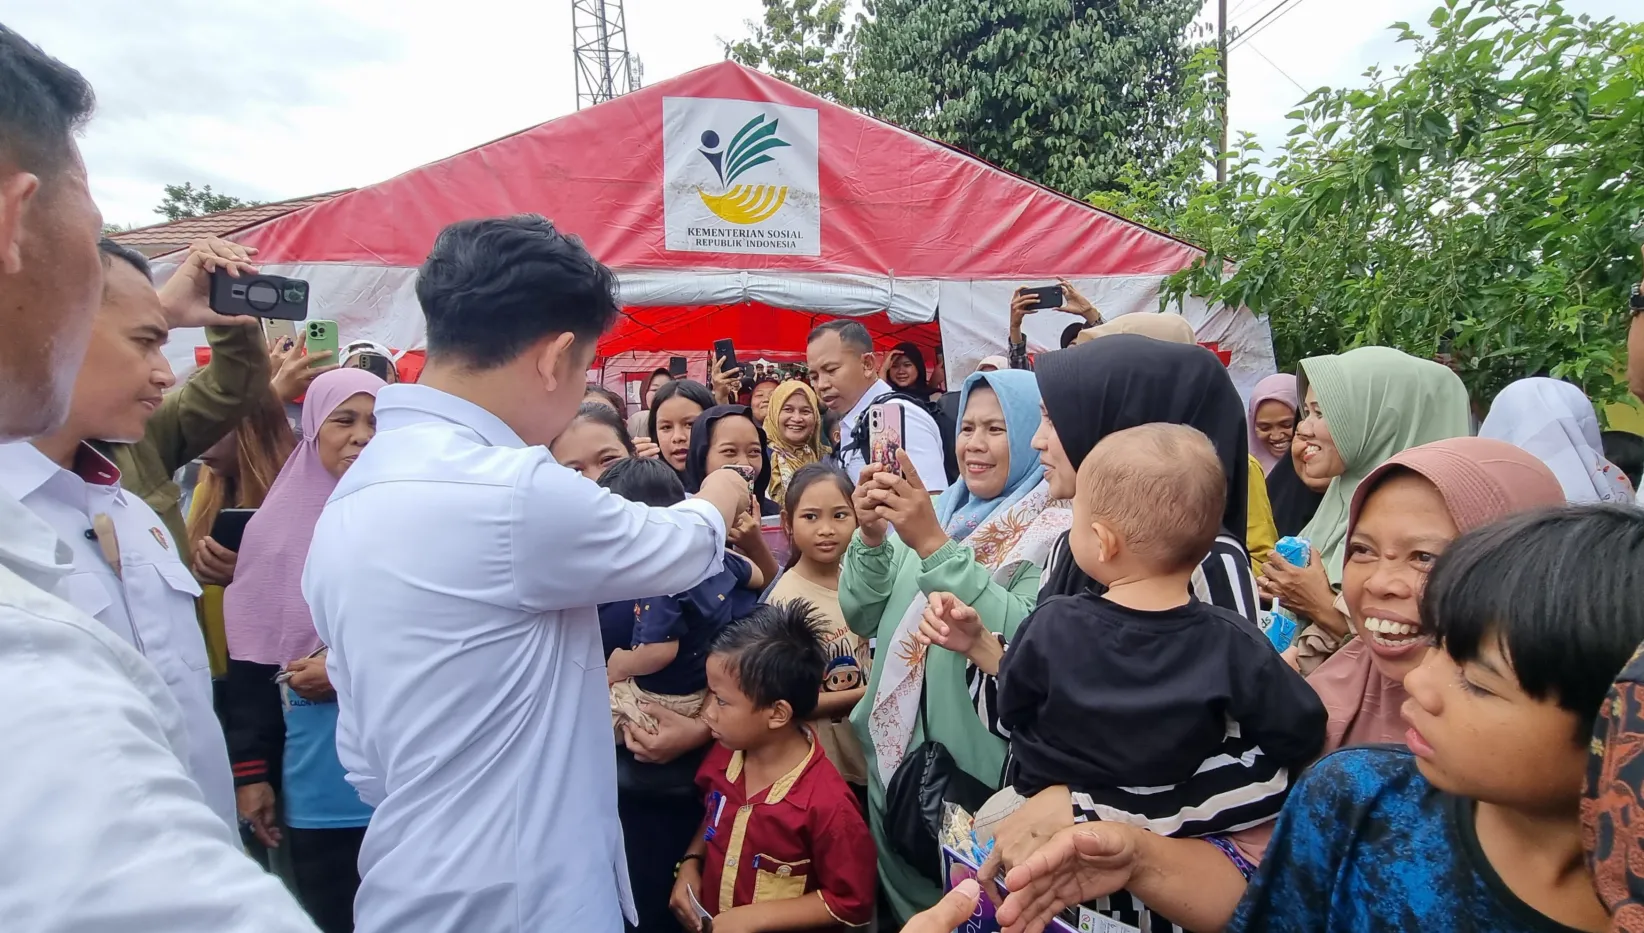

{"left": 723, "top": 729, "right": 820, "bottom": 806}
{"left": 0, "top": 487, "right": 75, "bottom": 591}
{"left": 842, "top": 380, "right": 893, "bottom": 427}
{"left": 373, "top": 384, "right": 528, "bottom": 449}
{"left": 0, "top": 440, "right": 121, "bottom": 502}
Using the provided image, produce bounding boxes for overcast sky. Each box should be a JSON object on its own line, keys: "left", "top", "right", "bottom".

{"left": 7, "top": 0, "right": 1635, "bottom": 228}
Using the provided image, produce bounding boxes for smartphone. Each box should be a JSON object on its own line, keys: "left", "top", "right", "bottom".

{"left": 305, "top": 320, "right": 340, "bottom": 370}
{"left": 1021, "top": 284, "right": 1064, "bottom": 310}
{"left": 669, "top": 355, "right": 689, "bottom": 378}
{"left": 209, "top": 508, "right": 256, "bottom": 552}
{"left": 713, "top": 338, "right": 739, "bottom": 375}
{"left": 868, "top": 402, "right": 905, "bottom": 476}
{"left": 210, "top": 269, "right": 310, "bottom": 321}
{"left": 263, "top": 318, "right": 297, "bottom": 347}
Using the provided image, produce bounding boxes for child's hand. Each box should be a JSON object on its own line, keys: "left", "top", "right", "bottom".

{"left": 919, "top": 592, "right": 985, "bottom": 655}
{"left": 729, "top": 509, "right": 761, "bottom": 548}
{"left": 668, "top": 866, "right": 705, "bottom": 933}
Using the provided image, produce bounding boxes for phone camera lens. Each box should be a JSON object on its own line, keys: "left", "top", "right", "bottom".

{"left": 283, "top": 284, "right": 307, "bottom": 304}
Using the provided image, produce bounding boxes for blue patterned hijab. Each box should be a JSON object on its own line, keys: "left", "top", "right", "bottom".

{"left": 933, "top": 369, "right": 1046, "bottom": 542}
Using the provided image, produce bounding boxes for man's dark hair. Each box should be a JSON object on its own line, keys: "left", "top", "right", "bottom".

{"left": 807, "top": 319, "right": 872, "bottom": 354}
{"left": 97, "top": 237, "right": 150, "bottom": 282}
{"left": 596, "top": 456, "right": 684, "bottom": 508}
{"left": 646, "top": 379, "right": 714, "bottom": 445}
{"left": 1423, "top": 505, "right": 1644, "bottom": 740}
{"left": 710, "top": 599, "right": 828, "bottom": 719}
{"left": 1603, "top": 431, "right": 1644, "bottom": 490}
{"left": 0, "top": 25, "right": 94, "bottom": 176}
{"left": 416, "top": 214, "right": 618, "bottom": 370}
{"left": 1059, "top": 321, "right": 1085, "bottom": 349}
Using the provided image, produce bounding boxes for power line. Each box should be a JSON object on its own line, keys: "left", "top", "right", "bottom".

{"left": 1231, "top": 0, "right": 1315, "bottom": 51}
{"left": 1245, "top": 43, "right": 1307, "bottom": 94}
{"left": 1230, "top": 0, "right": 1297, "bottom": 39}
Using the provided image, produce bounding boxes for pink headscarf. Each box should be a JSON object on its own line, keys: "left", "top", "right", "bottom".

{"left": 1247, "top": 373, "right": 1299, "bottom": 475}
{"left": 224, "top": 369, "right": 385, "bottom": 666}
{"left": 1307, "top": 436, "right": 1565, "bottom": 751}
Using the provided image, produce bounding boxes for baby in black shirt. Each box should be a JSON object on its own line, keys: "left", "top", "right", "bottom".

{"left": 988, "top": 423, "right": 1325, "bottom": 838}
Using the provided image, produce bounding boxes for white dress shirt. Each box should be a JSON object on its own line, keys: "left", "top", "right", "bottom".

{"left": 303, "top": 385, "right": 730, "bottom": 933}
{"left": 0, "top": 488, "right": 318, "bottom": 932}
{"left": 836, "top": 378, "right": 949, "bottom": 489}
{"left": 0, "top": 441, "right": 235, "bottom": 830}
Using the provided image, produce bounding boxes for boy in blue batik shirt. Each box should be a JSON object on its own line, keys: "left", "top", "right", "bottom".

{"left": 1227, "top": 506, "right": 1644, "bottom": 933}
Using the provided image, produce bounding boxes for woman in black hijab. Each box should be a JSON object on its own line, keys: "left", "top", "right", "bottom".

{"left": 683, "top": 404, "right": 780, "bottom": 516}
{"left": 884, "top": 341, "right": 934, "bottom": 399}
{"left": 1267, "top": 430, "right": 1327, "bottom": 537}
{"left": 1031, "top": 334, "right": 1258, "bottom": 622}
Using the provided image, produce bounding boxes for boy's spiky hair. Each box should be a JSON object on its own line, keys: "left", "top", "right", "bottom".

{"left": 710, "top": 599, "right": 829, "bottom": 719}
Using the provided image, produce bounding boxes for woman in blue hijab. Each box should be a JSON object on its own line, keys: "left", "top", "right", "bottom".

{"left": 837, "top": 368, "right": 1073, "bottom": 923}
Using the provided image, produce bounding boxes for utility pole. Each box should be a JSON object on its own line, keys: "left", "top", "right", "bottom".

{"left": 1217, "top": 0, "right": 1229, "bottom": 183}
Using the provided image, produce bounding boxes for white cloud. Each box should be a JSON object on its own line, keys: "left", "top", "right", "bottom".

{"left": 7, "top": 0, "right": 1633, "bottom": 226}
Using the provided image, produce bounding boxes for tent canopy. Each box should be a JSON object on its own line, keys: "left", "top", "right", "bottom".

{"left": 160, "top": 60, "right": 1273, "bottom": 390}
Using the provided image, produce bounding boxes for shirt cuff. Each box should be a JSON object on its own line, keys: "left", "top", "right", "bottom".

{"left": 669, "top": 498, "right": 727, "bottom": 576}
{"left": 917, "top": 538, "right": 962, "bottom": 573}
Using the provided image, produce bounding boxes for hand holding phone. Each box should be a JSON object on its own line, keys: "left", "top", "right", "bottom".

{"left": 305, "top": 320, "right": 340, "bottom": 371}
{"left": 868, "top": 402, "right": 906, "bottom": 477}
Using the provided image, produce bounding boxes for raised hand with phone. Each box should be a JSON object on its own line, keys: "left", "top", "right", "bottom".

{"left": 268, "top": 328, "right": 339, "bottom": 403}
{"left": 1008, "top": 278, "right": 1103, "bottom": 351}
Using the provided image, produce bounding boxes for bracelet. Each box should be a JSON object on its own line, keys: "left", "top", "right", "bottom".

{"left": 675, "top": 853, "right": 705, "bottom": 879}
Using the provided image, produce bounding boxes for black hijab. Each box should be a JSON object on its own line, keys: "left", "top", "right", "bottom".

{"left": 684, "top": 404, "right": 780, "bottom": 515}
{"left": 1034, "top": 334, "right": 1250, "bottom": 598}
{"left": 1266, "top": 451, "right": 1325, "bottom": 538}
{"left": 887, "top": 342, "right": 931, "bottom": 397}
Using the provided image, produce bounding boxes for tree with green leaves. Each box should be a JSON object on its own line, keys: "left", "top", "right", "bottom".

{"left": 1097, "top": 0, "right": 1644, "bottom": 405}
{"left": 724, "top": 0, "right": 860, "bottom": 102}
{"left": 154, "top": 182, "right": 259, "bottom": 221}
{"left": 848, "top": 0, "right": 1215, "bottom": 198}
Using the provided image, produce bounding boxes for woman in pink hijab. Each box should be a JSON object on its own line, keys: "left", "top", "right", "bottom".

{"left": 1247, "top": 373, "right": 1300, "bottom": 476}
{"left": 222, "top": 369, "right": 385, "bottom": 933}
{"left": 986, "top": 437, "right": 1566, "bottom": 933}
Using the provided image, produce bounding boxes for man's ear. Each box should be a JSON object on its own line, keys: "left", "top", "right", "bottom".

{"left": 533, "top": 332, "right": 579, "bottom": 392}
{"left": 0, "top": 170, "right": 42, "bottom": 276}
{"left": 860, "top": 351, "right": 877, "bottom": 380}
{"left": 767, "top": 699, "right": 794, "bottom": 730}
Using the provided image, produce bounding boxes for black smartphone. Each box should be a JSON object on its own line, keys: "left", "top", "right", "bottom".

{"left": 713, "top": 338, "right": 738, "bottom": 375}
{"left": 209, "top": 508, "right": 256, "bottom": 552}
{"left": 210, "top": 269, "right": 310, "bottom": 321}
{"left": 1021, "top": 284, "right": 1064, "bottom": 310}
{"left": 669, "top": 356, "right": 689, "bottom": 378}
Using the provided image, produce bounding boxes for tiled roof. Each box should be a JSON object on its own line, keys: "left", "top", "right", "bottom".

{"left": 110, "top": 190, "right": 352, "bottom": 256}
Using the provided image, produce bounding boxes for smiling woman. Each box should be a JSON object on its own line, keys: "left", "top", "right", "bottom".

{"left": 763, "top": 380, "right": 826, "bottom": 504}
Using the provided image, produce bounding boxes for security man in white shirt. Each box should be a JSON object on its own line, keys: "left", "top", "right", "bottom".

{"left": 806, "top": 318, "right": 948, "bottom": 487}
{"left": 0, "top": 24, "right": 318, "bottom": 932}
{"left": 303, "top": 215, "right": 752, "bottom": 933}
{"left": 0, "top": 237, "right": 262, "bottom": 831}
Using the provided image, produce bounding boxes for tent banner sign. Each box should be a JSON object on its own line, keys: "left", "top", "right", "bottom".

{"left": 662, "top": 97, "right": 821, "bottom": 256}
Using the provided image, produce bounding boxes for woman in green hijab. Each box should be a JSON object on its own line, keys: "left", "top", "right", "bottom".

{"left": 1258, "top": 346, "right": 1470, "bottom": 672}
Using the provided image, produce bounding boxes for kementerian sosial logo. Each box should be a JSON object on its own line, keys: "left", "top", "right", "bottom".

{"left": 695, "top": 114, "right": 791, "bottom": 225}
{"left": 663, "top": 97, "right": 820, "bottom": 257}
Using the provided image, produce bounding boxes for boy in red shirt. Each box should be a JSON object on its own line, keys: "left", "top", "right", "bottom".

{"left": 670, "top": 600, "right": 876, "bottom": 932}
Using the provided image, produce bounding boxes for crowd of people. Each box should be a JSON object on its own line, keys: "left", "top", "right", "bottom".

{"left": 10, "top": 21, "right": 1644, "bottom": 933}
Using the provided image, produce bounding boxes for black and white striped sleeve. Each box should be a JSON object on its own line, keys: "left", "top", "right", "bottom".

{"left": 964, "top": 634, "right": 1011, "bottom": 740}
{"left": 1193, "top": 534, "right": 1260, "bottom": 627}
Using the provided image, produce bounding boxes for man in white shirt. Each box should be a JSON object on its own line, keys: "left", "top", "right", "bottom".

{"left": 807, "top": 319, "right": 948, "bottom": 488}
{"left": 0, "top": 24, "right": 317, "bottom": 932}
{"left": 0, "top": 237, "right": 259, "bottom": 831}
{"left": 303, "top": 215, "right": 752, "bottom": 933}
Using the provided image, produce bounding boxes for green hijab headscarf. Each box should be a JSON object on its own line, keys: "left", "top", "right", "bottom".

{"left": 1297, "top": 346, "right": 1472, "bottom": 583}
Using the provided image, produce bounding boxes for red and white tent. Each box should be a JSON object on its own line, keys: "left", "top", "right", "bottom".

{"left": 162, "top": 60, "right": 1273, "bottom": 393}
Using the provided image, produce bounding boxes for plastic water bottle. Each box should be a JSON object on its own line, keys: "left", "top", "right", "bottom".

{"left": 1264, "top": 536, "right": 1312, "bottom": 651}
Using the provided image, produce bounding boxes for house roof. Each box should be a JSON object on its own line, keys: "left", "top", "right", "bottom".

{"left": 109, "top": 190, "right": 352, "bottom": 256}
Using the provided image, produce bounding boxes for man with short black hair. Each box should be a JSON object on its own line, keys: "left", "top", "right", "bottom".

{"left": 0, "top": 22, "right": 317, "bottom": 932}
{"left": 303, "top": 214, "right": 752, "bottom": 933}
{"left": 0, "top": 235, "right": 263, "bottom": 832}
{"left": 806, "top": 318, "right": 947, "bottom": 487}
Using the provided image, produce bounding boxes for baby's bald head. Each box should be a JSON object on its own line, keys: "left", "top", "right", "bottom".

{"left": 1077, "top": 423, "right": 1225, "bottom": 574}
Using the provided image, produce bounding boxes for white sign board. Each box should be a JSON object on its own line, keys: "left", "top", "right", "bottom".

{"left": 662, "top": 96, "right": 821, "bottom": 257}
